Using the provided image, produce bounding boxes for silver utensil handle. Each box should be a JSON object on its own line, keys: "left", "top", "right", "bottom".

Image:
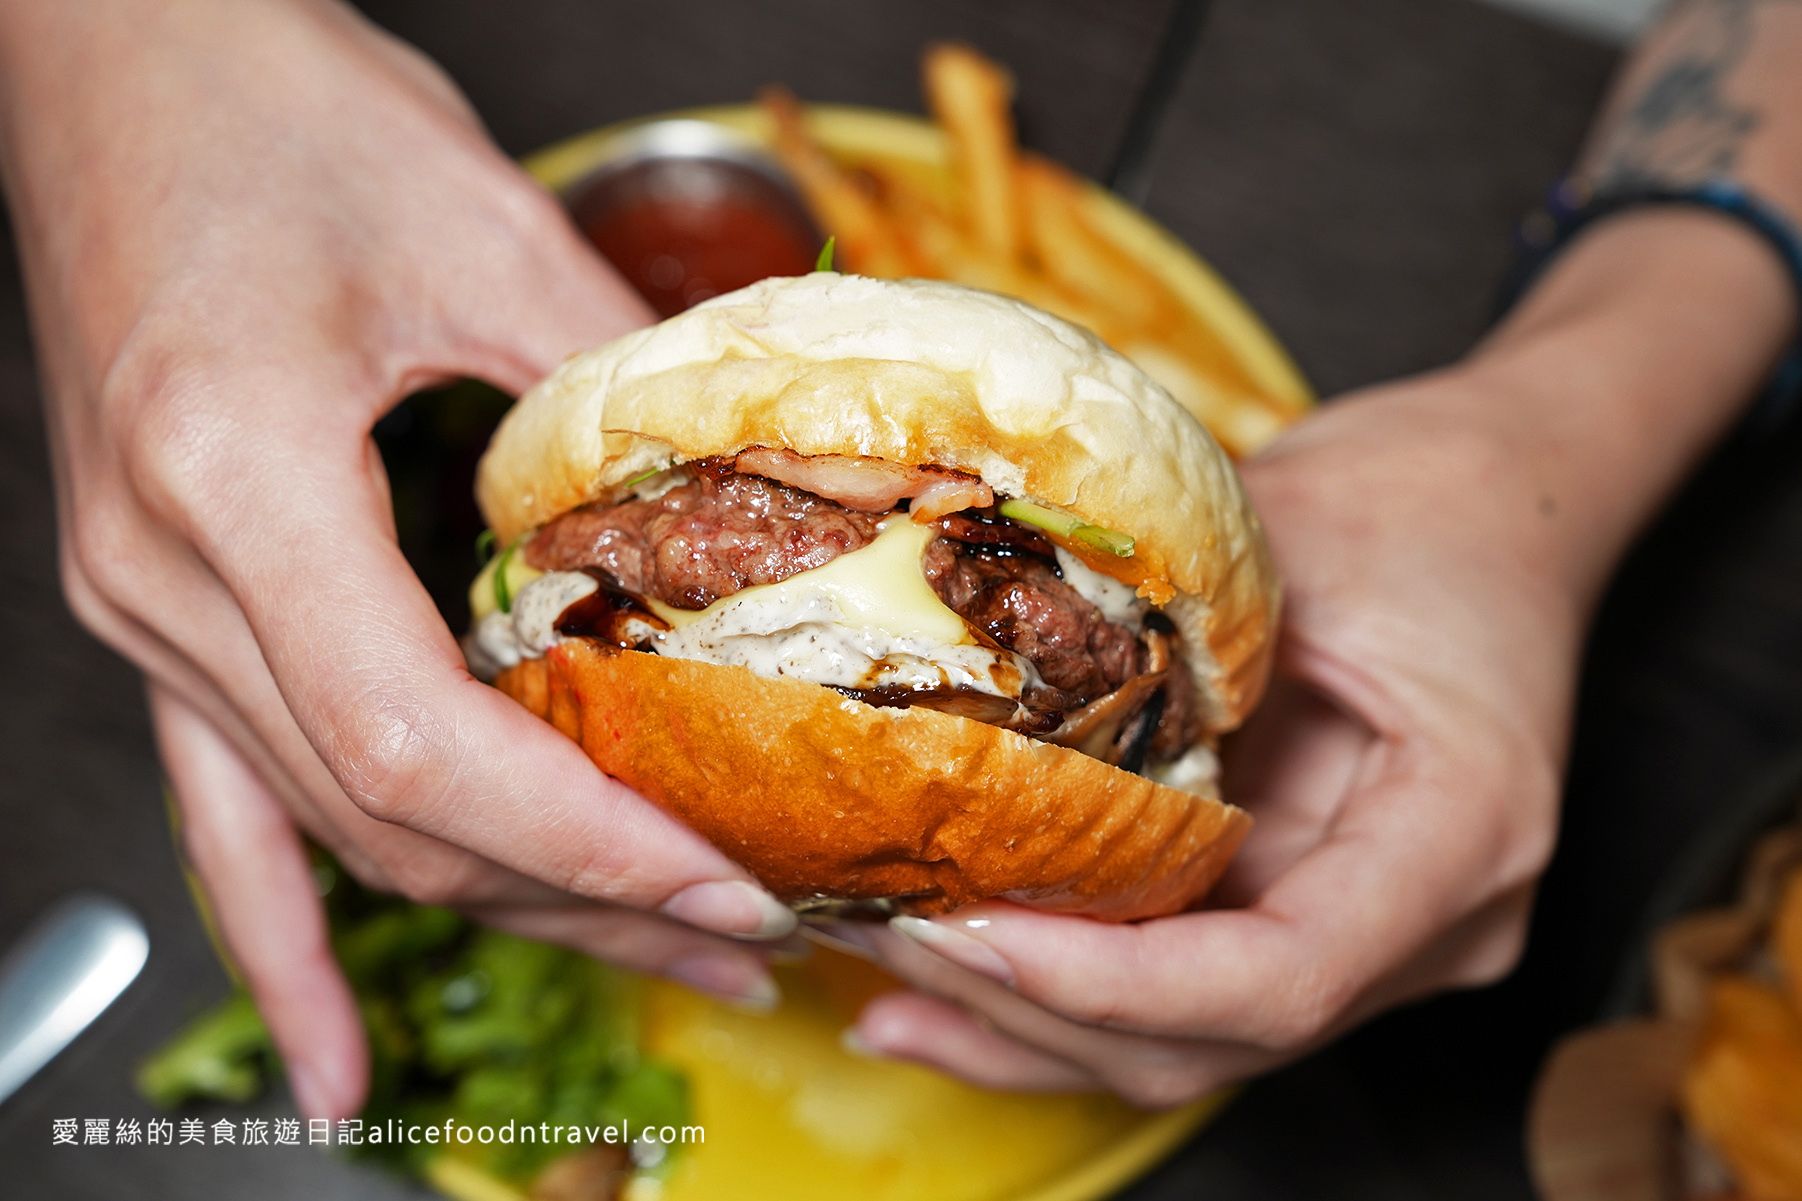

{"left": 0, "top": 894, "right": 149, "bottom": 1106}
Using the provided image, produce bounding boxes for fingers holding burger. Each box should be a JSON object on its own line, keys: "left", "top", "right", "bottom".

{"left": 464, "top": 273, "right": 1276, "bottom": 922}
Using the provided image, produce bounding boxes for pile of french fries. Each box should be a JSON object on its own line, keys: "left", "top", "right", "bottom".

{"left": 760, "top": 43, "right": 1304, "bottom": 459}
{"left": 1682, "top": 863, "right": 1802, "bottom": 1198}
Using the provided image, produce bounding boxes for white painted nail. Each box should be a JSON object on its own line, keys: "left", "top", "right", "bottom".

{"left": 660, "top": 880, "right": 797, "bottom": 940}
{"left": 888, "top": 915, "right": 1016, "bottom": 986}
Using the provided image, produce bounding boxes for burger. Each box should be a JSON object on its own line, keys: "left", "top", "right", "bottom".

{"left": 463, "top": 273, "right": 1275, "bottom": 921}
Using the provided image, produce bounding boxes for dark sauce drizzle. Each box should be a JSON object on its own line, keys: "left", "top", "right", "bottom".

{"left": 554, "top": 569, "right": 669, "bottom": 649}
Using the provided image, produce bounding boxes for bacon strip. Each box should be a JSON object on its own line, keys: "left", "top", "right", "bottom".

{"left": 909, "top": 475, "right": 995, "bottom": 522}
{"left": 730, "top": 447, "right": 994, "bottom": 518}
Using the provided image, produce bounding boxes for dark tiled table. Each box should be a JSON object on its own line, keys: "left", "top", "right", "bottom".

{"left": 9, "top": 3, "right": 1796, "bottom": 1198}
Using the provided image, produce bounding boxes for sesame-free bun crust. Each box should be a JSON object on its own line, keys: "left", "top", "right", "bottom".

{"left": 477, "top": 273, "right": 1277, "bottom": 731}
{"left": 498, "top": 640, "right": 1251, "bottom": 921}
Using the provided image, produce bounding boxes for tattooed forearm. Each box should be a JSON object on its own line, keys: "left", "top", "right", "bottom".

{"left": 1587, "top": 0, "right": 1795, "bottom": 191}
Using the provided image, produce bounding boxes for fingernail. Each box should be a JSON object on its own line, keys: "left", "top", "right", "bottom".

{"left": 888, "top": 915, "right": 1016, "bottom": 987}
{"left": 665, "top": 953, "right": 781, "bottom": 1013}
{"left": 839, "top": 1026, "right": 886, "bottom": 1059}
{"left": 661, "top": 880, "right": 797, "bottom": 940}
{"left": 800, "top": 919, "right": 881, "bottom": 962}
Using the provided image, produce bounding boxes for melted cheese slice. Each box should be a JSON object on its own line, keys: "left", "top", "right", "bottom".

{"left": 644, "top": 519, "right": 972, "bottom": 646}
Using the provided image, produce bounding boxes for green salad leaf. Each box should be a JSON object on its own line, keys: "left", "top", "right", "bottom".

{"left": 137, "top": 853, "right": 691, "bottom": 1187}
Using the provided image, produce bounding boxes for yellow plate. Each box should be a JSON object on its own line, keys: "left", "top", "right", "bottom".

{"left": 635, "top": 948, "right": 1228, "bottom": 1201}
{"left": 524, "top": 103, "right": 1313, "bottom": 416}
{"left": 415, "top": 950, "right": 1228, "bottom": 1201}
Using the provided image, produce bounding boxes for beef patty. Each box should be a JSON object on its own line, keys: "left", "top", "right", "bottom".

{"left": 528, "top": 472, "right": 880, "bottom": 609}
{"left": 920, "top": 539, "right": 1139, "bottom": 703}
{"left": 527, "top": 470, "right": 1193, "bottom": 746}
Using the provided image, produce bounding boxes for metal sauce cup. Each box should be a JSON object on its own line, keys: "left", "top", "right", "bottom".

{"left": 563, "top": 119, "right": 823, "bottom": 317}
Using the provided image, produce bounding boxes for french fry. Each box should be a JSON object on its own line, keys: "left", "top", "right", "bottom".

{"left": 923, "top": 43, "right": 1022, "bottom": 262}
{"left": 759, "top": 86, "right": 918, "bottom": 278}
{"left": 1682, "top": 976, "right": 1802, "bottom": 1200}
{"left": 1017, "top": 154, "right": 1292, "bottom": 451}
{"left": 873, "top": 160, "right": 1122, "bottom": 341}
{"left": 762, "top": 44, "right": 1307, "bottom": 458}
{"left": 866, "top": 161, "right": 975, "bottom": 280}
{"left": 1018, "top": 155, "right": 1168, "bottom": 329}
{"left": 856, "top": 155, "right": 958, "bottom": 218}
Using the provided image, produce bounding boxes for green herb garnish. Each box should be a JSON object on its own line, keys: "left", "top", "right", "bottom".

{"left": 474, "top": 529, "right": 496, "bottom": 565}
{"left": 1072, "top": 525, "right": 1136, "bottom": 557}
{"left": 997, "top": 498, "right": 1136, "bottom": 558}
{"left": 814, "top": 236, "right": 837, "bottom": 273}
{"left": 493, "top": 536, "right": 523, "bottom": 614}
{"left": 623, "top": 465, "right": 666, "bottom": 488}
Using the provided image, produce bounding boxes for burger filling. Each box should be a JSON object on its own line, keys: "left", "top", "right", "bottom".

{"left": 467, "top": 455, "right": 1204, "bottom": 775}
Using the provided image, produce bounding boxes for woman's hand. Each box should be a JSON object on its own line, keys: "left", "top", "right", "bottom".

{"left": 0, "top": 0, "right": 794, "bottom": 1120}
{"left": 823, "top": 372, "right": 1578, "bottom": 1100}
{"left": 825, "top": 0, "right": 1802, "bottom": 1100}
{"left": 824, "top": 206, "right": 1796, "bottom": 1102}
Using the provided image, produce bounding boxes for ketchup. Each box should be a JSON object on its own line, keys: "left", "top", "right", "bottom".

{"left": 570, "top": 158, "right": 821, "bottom": 317}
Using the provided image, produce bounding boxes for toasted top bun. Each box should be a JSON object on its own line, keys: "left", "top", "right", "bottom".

{"left": 476, "top": 273, "right": 1277, "bottom": 730}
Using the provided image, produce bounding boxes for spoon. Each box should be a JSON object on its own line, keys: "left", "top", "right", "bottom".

{"left": 0, "top": 893, "right": 149, "bottom": 1105}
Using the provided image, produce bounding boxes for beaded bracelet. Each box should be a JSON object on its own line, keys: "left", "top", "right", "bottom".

{"left": 1499, "top": 175, "right": 1802, "bottom": 431}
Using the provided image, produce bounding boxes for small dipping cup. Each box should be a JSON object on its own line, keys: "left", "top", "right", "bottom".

{"left": 563, "top": 120, "right": 824, "bottom": 317}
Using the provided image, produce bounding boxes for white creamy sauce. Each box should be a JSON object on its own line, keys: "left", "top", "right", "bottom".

{"left": 659, "top": 619, "right": 1027, "bottom": 695}
{"left": 1054, "top": 546, "right": 1148, "bottom": 628}
{"left": 511, "top": 571, "right": 599, "bottom": 655}
{"left": 467, "top": 610, "right": 522, "bottom": 678}
{"left": 1149, "top": 744, "right": 1220, "bottom": 797}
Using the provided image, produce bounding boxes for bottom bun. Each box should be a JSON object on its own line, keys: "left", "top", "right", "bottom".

{"left": 496, "top": 640, "right": 1251, "bottom": 921}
